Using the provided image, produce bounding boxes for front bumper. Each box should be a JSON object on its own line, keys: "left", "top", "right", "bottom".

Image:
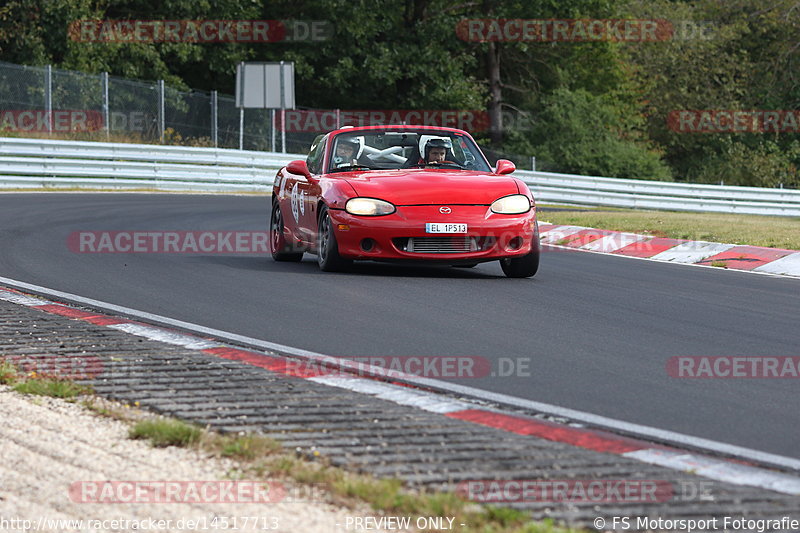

{"left": 328, "top": 205, "right": 538, "bottom": 261}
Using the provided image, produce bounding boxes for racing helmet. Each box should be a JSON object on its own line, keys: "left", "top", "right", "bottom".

{"left": 333, "top": 137, "right": 360, "bottom": 166}
{"left": 423, "top": 137, "right": 451, "bottom": 160}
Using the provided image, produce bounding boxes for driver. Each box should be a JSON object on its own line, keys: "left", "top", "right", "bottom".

{"left": 423, "top": 138, "right": 453, "bottom": 164}
{"left": 333, "top": 138, "right": 360, "bottom": 167}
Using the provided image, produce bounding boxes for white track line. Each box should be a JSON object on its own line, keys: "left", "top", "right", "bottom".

{"left": 309, "top": 376, "right": 471, "bottom": 414}
{"left": 625, "top": 449, "right": 800, "bottom": 494}
{"left": 0, "top": 290, "right": 54, "bottom": 306}
{"left": 109, "top": 323, "right": 222, "bottom": 350}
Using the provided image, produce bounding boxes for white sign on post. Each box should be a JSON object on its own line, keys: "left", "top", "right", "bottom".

{"left": 235, "top": 61, "right": 295, "bottom": 152}
{"left": 235, "top": 62, "right": 295, "bottom": 109}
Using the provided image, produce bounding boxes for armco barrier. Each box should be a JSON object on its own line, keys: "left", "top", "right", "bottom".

{"left": 516, "top": 170, "right": 800, "bottom": 216}
{"left": 1, "top": 137, "right": 799, "bottom": 215}
{"left": 0, "top": 137, "right": 302, "bottom": 192}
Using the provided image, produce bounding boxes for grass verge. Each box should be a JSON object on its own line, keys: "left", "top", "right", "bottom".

{"left": 0, "top": 360, "right": 17, "bottom": 384}
{"left": 12, "top": 378, "right": 92, "bottom": 398}
{"left": 0, "top": 359, "right": 92, "bottom": 398}
{"left": 129, "top": 418, "right": 203, "bottom": 448}
{"left": 539, "top": 205, "right": 800, "bottom": 250}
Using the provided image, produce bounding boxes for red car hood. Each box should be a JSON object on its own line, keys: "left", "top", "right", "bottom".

{"left": 340, "top": 169, "right": 519, "bottom": 205}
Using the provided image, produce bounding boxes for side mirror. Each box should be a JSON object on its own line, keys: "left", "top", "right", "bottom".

{"left": 286, "top": 160, "right": 312, "bottom": 179}
{"left": 495, "top": 159, "right": 516, "bottom": 175}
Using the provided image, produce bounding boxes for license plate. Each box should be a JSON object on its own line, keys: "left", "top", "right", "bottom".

{"left": 426, "top": 223, "right": 467, "bottom": 233}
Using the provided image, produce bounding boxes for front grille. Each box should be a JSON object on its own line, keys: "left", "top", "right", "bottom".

{"left": 393, "top": 237, "right": 493, "bottom": 254}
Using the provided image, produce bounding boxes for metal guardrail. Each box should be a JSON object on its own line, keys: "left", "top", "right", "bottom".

{"left": 0, "top": 137, "right": 301, "bottom": 192}
{"left": 2, "top": 137, "right": 799, "bottom": 215}
{"left": 516, "top": 170, "right": 800, "bottom": 216}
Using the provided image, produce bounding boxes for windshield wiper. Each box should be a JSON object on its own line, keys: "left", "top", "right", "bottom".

{"left": 415, "top": 162, "right": 465, "bottom": 169}
{"left": 329, "top": 164, "right": 377, "bottom": 173}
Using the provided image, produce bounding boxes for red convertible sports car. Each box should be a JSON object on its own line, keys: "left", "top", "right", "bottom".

{"left": 269, "top": 125, "right": 540, "bottom": 278}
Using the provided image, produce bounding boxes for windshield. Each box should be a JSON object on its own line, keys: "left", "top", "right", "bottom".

{"left": 326, "top": 130, "right": 491, "bottom": 173}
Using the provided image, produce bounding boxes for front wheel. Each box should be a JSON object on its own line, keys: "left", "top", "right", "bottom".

{"left": 270, "top": 201, "right": 303, "bottom": 262}
{"left": 501, "top": 225, "right": 540, "bottom": 278}
{"left": 500, "top": 250, "right": 540, "bottom": 278}
{"left": 317, "top": 205, "right": 352, "bottom": 272}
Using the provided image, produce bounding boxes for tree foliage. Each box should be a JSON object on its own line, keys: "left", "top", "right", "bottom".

{"left": 523, "top": 88, "right": 671, "bottom": 179}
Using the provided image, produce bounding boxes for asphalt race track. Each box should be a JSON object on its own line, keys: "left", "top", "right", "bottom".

{"left": 1, "top": 193, "right": 798, "bottom": 459}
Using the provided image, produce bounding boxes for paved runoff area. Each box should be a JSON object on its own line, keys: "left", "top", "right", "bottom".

{"left": 1, "top": 289, "right": 800, "bottom": 532}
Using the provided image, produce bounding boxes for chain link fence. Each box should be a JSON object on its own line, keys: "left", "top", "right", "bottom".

{"left": 0, "top": 60, "right": 322, "bottom": 153}
{"left": 0, "top": 60, "right": 536, "bottom": 165}
{"left": 0, "top": 62, "right": 46, "bottom": 112}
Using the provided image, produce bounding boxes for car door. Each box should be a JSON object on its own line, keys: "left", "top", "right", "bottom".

{"left": 292, "top": 134, "right": 326, "bottom": 245}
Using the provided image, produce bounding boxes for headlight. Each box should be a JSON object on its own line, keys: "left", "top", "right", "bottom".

{"left": 345, "top": 197, "right": 396, "bottom": 216}
{"left": 490, "top": 194, "right": 531, "bottom": 214}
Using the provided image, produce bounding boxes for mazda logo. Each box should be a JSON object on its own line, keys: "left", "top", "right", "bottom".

{"left": 439, "top": 206, "right": 452, "bottom": 214}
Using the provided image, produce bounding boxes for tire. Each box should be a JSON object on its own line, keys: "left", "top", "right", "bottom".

{"left": 270, "top": 200, "right": 303, "bottom": 262}
{"left": 500, "top": 250, "right": 539, "bottom": 278}
{"left": 453, "top": 263, "right": 478, "bottom": 268}
{"left": 317, "top": 205, "right": 352, "bottom": 272}
{"left": 500, "top": 228, "right": 540, "bottom": 278}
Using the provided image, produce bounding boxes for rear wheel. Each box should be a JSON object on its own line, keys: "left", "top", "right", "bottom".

{"left": 270, "top": 201, "right": 303, "bottom": 262}
{"left": 317, "top": 205, "right": 352, "bottom": 272}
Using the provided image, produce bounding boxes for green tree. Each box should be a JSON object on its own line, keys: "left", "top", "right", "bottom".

{"left": 623, "top": 0, "right": 800, "bottom": 185}
{"left": 253, "top": 0, "right": 484, "bottom": 110}
{"left": 526, "top": 87, "right": 671, "bottom": 179}
{"left": 0, "top": 0, "right": 258, "bottom": 89}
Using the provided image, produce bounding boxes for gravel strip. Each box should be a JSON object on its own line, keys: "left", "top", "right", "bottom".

{"left": 0, "top": 385, "right": 409, "bottom": 533}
